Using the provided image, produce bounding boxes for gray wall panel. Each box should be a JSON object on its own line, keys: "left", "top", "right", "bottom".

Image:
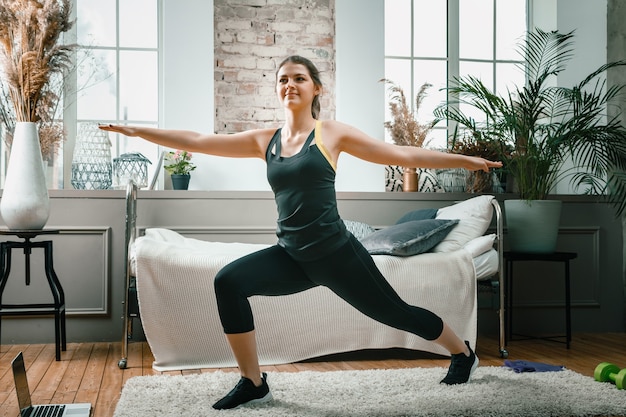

{"left": 0, "top": 191, "right": 623, "bottom": 344}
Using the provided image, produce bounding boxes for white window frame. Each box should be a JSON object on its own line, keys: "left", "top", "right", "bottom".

{"left": 61, "top": 0, "right": 163, "bottom": 190}
{"left": 384, "top": 0, "right": 529, "bottom": 148}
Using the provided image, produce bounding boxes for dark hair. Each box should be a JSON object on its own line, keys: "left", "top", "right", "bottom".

{"left": 277, "top": 55, "right": 323, "bottom": 119}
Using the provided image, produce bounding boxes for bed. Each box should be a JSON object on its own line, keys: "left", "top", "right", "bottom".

{"left": 118, "top": 183, "right": 507, "bottom": 370}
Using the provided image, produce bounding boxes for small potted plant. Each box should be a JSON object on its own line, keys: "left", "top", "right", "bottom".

{"left": 164, "top": 150, "right": 196, "bottom": 190}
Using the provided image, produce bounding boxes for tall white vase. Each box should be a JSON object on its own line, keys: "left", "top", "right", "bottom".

{"left": 0, "top": 122, "right": 50, "bottom": 230}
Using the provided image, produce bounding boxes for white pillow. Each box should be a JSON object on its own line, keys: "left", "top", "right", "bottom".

{"left": 432, "top": 195, "right": 495, "bottom": 252}
{"left": 463, "top": 233, "right": 496, "bottom": 258}
{"left": 474, "top": 249, "right": 499, "bottom": 280}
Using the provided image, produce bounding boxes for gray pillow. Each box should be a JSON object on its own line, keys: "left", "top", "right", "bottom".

{"left": 361, "top": 219, "right": 459, "bottom": 256}
{"left": 395, "top": 208, "right": 439, "bottom": 224}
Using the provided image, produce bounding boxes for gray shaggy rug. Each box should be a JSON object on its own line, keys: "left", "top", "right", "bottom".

{"left": 114, "top": 366, "right": 626, "bottom": 417}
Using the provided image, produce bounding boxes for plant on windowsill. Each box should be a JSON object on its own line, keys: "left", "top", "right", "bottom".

{"left": 434, "top": 28, "right": 626, "bottom": 253}
{"left": 448, "top": 131, "right": 510, "bottom": 193}
{"left": 164, "top": 150, "right": 196, "bottom": 190}
{"left": 381, "top": 78, "right": 437, "bottom": 192}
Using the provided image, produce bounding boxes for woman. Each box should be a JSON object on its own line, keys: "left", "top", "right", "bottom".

{"left": 100, "top": 55, "right": 502, "bottom": 410}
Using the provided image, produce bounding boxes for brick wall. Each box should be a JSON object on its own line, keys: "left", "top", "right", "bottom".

{"left": 214, "top": 0, "right": 336, "bottom": 133}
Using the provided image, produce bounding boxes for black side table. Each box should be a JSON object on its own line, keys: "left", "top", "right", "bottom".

{"left": 504, "top": 251, "right": 577, "bottom": 349}
{"left": 0, "top": 229, "right": 66, "bottom": 360}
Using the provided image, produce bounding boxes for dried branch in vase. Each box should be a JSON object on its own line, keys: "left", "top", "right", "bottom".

{"left": 0, "top": 0, "right": 75, "bottom": 123}
{"left": 0, "top": 0, "right": 76, "bottom": 161}
{"left": 381, "top": 78, "right": 436, "bottom": 148}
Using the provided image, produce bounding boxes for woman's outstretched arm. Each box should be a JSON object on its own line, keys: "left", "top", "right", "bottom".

{"left": 99, "top": 124, "right": 275, "bottom": 159}
{"left": 321, "top": 120, "right": 502, "bottom": 172}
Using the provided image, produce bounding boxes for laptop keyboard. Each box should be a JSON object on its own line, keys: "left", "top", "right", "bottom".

{"left": 27, "top": 405, "right": 66, "bottom": 417}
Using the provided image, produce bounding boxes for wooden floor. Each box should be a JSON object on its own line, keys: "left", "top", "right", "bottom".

{"left": 1, "top": 333, "right": 625, "bottom": 417}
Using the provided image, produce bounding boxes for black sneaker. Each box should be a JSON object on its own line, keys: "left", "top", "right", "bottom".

{"left": 440, "top": 341, "right": 479, "bottom": 385}
{"left": 212, "top": 372, "right": 272, "bottom": 410}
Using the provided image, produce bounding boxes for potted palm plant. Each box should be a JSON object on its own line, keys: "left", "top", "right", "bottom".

{"left": 435, "top": 28, "right": 626, "bottom": 253}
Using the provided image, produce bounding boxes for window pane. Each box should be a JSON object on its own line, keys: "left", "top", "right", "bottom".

{"left": 383, "top": 58, "right": 411, "bottom": 143}
{"left": 413, "top": 59, "right": 447, "bottom": 121}
{"left": 495, "top": 62, "right": 524, "bottom": 97}
{"left": 460, "top": 0, "right": 493, "bottom": 60}
{"left": 119, "top": 51, "right": 158, "bottom": 121}
{"left": 384, "top": 0, "right": 529, "bottom": 158}
{"left": 120, "top": 0, "right": 158, "bottom": 48}
{"left": 459, "top": 60, "right": 493, "bottom": 122}
{"left": 77, "top": 0, "right": 116, "bottom": 47}
{"left": 460, "top": 60, "right": 493, "bottom": 87}
{"left": 385, "top": 0, "right": 412, "bottom": 56}
{"left": 384, "top": 58, "right": 412, "bottom": 94}
{"left": 77, "top": 49, "right": 117, "bottom": 120}
{"left": 413, "top": 0, "right": 446, "bottom": 57}
{"left": 414, "top": 59, "right": 446, "bottom": 150}
{"left": 496, "top": 0, "right": 526, "bottom": 60}
{"left": 425, "top": 127, "right": 447, "bottom": 150}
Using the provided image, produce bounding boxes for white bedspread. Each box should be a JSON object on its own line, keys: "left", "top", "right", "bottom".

{"left": 135, "top": 228, "right": 478, "bottom": 371}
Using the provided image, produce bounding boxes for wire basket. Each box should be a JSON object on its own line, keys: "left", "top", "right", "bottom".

{"left": 113, "top": 152, "right": 151, "bottom": 188}
{"left": 71, "top": 124, "right": 112, "bottom": 190}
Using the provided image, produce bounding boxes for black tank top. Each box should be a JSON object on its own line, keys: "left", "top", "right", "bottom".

{"left": 266, "top": 123, "right": 349, "bottom": 261}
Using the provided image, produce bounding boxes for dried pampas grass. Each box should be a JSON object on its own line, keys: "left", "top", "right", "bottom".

{"left": 381, "top": 78, "right": 436, "bottom": 147}
{"left": 0, "top": 0, "right": 75, "bottom": 159}
{"left": 0, "top": 0, "right": 74, "bottom": 122}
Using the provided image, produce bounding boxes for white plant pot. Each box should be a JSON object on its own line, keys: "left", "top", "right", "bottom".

{"left": 504, "top": 199, "right": 562, "bottom": 254}
{"left": 0, "top": 122, "right": 50, "bottom": 230}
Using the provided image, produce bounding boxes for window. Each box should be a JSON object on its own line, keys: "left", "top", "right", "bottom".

{"left": 63, "top": 0, "right": 161, "bottom": 189}
{"left": 384, "top": 0, "right": 527, "bottom": 149}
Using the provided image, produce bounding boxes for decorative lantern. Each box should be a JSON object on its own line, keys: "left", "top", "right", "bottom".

{"left": 71, "top": 124, "right": 112, "bottom": 190}
{"left": 113, "top": 152, "right": 151, "bottom": 188}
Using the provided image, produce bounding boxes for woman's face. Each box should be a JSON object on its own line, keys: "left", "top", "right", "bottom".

{"left": 276, "top": 62, "right": 320, "bottom": 113}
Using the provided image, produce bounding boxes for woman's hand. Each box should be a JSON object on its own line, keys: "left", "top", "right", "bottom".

{"left": 464, "top": 155, "right": 503, "bottom": 172}
{"left": 98, "top": 124, "right": 139, "bottom": 137}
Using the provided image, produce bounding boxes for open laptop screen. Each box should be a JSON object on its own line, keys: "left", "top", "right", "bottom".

{"left": 12, "top": 352, "right": 33, "bottom": 412}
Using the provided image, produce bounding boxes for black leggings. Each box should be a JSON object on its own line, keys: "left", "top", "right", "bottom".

{"left": 213, "top": 234, "right": 444, "bottom": 341}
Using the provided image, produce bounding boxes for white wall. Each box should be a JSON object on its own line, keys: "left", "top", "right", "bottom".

{"left": 334, "top": 0, "right": 386, "bottom": 191}
{"left": 554, "top": 0, "right": 607, "bottom": 194}
{"left": 162, "top": 0, "right": 213, "bottom": 134}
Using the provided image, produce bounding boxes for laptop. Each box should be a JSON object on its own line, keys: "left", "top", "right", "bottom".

{"left": 11, "top": 352, "right": 91, "bottom": 417}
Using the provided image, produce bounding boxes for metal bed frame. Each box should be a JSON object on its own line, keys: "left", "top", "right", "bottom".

{"left": 490, "top": 197, "right": 508, "bottom": 358}
{"left": 118, "top": 151, "right": 164, "bottom": 369}
{"left": 117, "top": 190, "right": 508, "bottom": 369}
{"left": 118, "top": 180, "right": 138, "bottom": 369}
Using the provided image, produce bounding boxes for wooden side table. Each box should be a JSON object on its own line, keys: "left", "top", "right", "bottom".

{"left": 504, "top": 251, "right": 577, "bottom": 349}
{"left": 0, "top": 230, "right": 66, "bottom": 360}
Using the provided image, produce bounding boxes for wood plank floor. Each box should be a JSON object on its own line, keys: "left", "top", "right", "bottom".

{"left": 1, "top": 333, "right": 625, "bottom": 417}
